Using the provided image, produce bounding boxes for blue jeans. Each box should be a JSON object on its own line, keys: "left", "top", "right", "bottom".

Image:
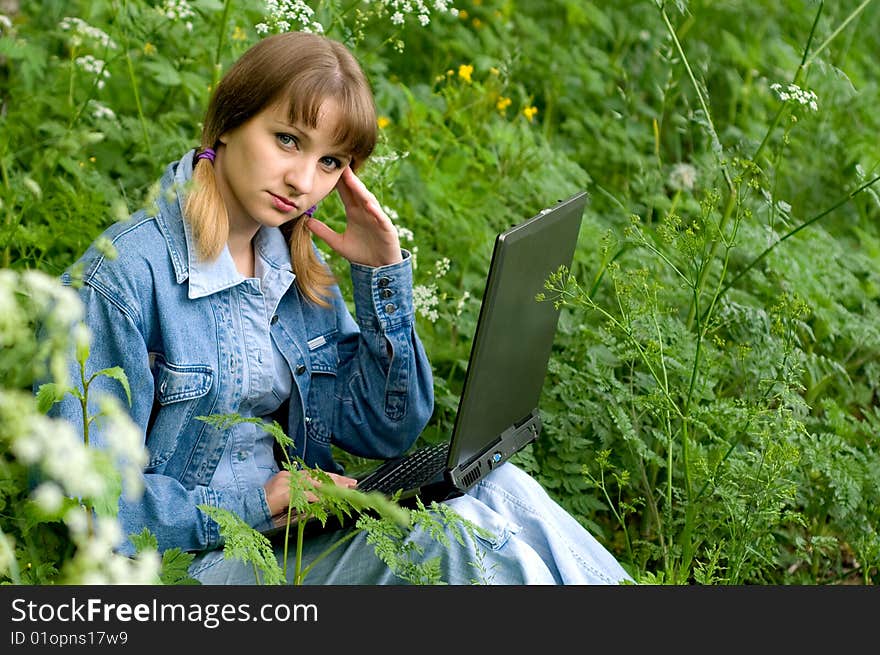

{"left": 189, "top": 464, "right": 633, "bottom": 585}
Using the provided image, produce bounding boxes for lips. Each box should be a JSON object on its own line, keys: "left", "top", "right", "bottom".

{"left": 269, "top": 192, "right": 297, "bottom": 213}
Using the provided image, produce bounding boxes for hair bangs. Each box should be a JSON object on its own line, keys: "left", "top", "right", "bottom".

{"left": 283, "top": 70, "right": 377, "bottom": 168}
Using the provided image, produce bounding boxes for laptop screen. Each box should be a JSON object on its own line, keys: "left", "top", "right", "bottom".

{"left": 447, "top": 192, "right": 588, "bottom": 477}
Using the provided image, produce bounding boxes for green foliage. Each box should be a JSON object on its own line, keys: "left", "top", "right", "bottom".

{"left": 196, "top": 412, "right": 486, "bottom": 584}
{"left": 129, "top": 528, "right": 199, "bottom": 585}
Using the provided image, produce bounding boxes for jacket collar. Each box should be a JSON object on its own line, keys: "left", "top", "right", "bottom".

{"left": 153, "top": 149, "right": 295, "bottom": 300}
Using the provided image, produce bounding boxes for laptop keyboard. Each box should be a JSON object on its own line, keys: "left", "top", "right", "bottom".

{"left": 356, "top": 442, "right": 450, "bottom": 495}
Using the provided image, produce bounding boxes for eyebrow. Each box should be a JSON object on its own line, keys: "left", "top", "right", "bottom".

{"left": 270, "top": 119, "right": 352, "bottom": 160}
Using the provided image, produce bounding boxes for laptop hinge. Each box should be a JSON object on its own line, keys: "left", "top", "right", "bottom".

{"left": 448, "top": 409, "right": 542, "bottom": 491}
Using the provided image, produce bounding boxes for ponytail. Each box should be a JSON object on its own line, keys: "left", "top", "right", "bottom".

{"left": 283, "top": 212, "right": 336, "bottom": 307}
{"left": 184, "top": 154, "right": 228, "bottom": 261}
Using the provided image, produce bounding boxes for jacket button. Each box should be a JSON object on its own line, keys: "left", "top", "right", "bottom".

{"left": 295, "top": 364, "right": 307, "bottom": 375}
{"left": 270, "top": 315, "right": 279, "bottom": 325}
{"left": 384, "top": 303, "right": 397, "bottom": 314}
{"left": 380, "top": 288, "right": 394, "bottom": 299}
{"left": 377, "top": 276, "right": 391, "bottom": 288}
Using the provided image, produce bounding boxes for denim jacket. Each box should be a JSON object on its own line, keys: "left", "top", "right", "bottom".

{"left": 51, "top": 150, "right": 434, "bottom": 556}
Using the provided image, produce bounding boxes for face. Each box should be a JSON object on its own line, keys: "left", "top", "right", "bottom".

{"left": 213, "top": 98, "right": 352, "bottom": 236}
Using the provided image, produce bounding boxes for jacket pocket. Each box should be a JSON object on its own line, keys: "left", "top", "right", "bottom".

{"left": 153, "top": 357, "right": 214, "bottom": 405}
{"left": 305, "top": 332, "right": 338, "bottom": 449}
{"left": 147, "top": 355, "right": 214, "bottom": 469}
{"left": 307, "top": 329, "right": 339, "bottom": 374}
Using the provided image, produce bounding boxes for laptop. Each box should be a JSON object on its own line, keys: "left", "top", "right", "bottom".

{"left": 355, "top": 191, "right": 587, "bottom": 496}
{"left": 265, "top": 191, "right": 587, "bottom": 534}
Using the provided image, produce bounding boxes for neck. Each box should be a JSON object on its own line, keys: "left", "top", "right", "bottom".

{"left": 227, "top": 230, "right": 256, "bottom": 278}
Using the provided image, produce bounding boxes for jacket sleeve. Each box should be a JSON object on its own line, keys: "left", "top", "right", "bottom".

{"left": 326, "top": 249, "right": 435, "bottom": 460}
{"left": 48, "top": 279, "right": 272, "bottom": 557}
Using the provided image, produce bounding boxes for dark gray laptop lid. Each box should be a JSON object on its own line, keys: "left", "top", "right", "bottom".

{"left": 446, "top": 191, "right": 588, "bottom": 490}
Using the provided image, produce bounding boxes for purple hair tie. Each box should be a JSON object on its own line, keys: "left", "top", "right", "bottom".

{"left": 304, "top": 205, "right": 317, "bottom": 217}
{"left": 196, "top": 147, "right": 215, "bottom": 163}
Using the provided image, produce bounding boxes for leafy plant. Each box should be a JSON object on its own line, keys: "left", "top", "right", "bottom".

{"left": 196, "top": 413, "right": 491, "bottom": 584}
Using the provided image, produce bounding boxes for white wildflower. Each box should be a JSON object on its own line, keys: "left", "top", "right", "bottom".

{"left": 371, "top": 150, "right": 409, "bottom": 167}
{"left": 161, "top": 0, "right": 195, "bottom": 23}
{"left": 74, "top": 55, "right": 111, "bottom": 89}
{"left": 22, "top": 177, "right": 41, "bottom": 198}
{"left": 770, "top": 82, "right": 818, "bottom": 112}
{"left": 90, "top": 100, "right": 117, "bottom": 121}
{"left": 96, "top": 396, "right": 149, "bottom": 501}
{"left": 396, "top": 225, "right": 414, "bottom": 242}
{"left": 455, "top": 290, "right": 471, "bottom": 316}
{"left": 0, "top": 14, "right": 12, "bottom": 32}
{"left": 434, "top": 257, "right": 451, "bottom": 278}
{"left": 10, "top": 430, "right": 41, "bottom": 464}
{"left": 668, "top": 162, "right": 697, "bottom": 192}
{"left": 72, "top": 322, "right": 91, "bottom": 360}
{"left": 33, "top": 482, "right": 65, "bottom": 513}
{"left": 64, "top": 506, "right": 89, "bottom": 536}
{"left": 257, "top": 0, "right": 325, "bottom": 34}
{"left": 59, "top": 17, "right": 117, "bottom": 50}
{"left": 413, "top": 283, "right": 440, "bottom": 322}
{"left": 391, "top": 11, "right": 405, "bottom": 25}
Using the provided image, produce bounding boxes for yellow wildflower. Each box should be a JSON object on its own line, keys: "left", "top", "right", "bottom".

{"left": 232, "top": 26, "right": 247, "bottom": 41}
{"left": 459, "top": 10, "right": 469, "bottom": 19}
{"left": 496, "top": 96, "right": 512, "bottom": 113}
{"left": 458, "top": 64, "right": 474, "bottom": 83}
{"left": 377, "top": 116, "right": 391, "bottom": 129}
{"left": 143, "top": 42, "right": 157, "bottom": 56}
{"left": 523, "top": 106, "right": 538, "bottom": 122}
{"left": 472, "top": 18, "right": 483, "bottom": 28}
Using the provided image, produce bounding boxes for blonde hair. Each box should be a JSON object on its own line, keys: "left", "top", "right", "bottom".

{"left": 184, "top": 32, "right": 378, "bottom": 306}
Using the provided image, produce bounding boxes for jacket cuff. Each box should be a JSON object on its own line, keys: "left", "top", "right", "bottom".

{"left": 204, "top": 487, "right": 273, "bottom": 548}
{"left": 350, "top": 250, "right": 415, "bottom": 331}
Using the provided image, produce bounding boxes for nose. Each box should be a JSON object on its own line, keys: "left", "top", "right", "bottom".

{"left": 284, "top": 159, "right": 315, "bottom": 195}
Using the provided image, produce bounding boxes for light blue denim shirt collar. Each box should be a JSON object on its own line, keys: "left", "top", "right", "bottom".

{"left": 183, "top": 218, "right": 295, "bottom": 300}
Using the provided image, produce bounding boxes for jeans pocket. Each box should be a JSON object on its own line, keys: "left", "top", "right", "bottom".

{"left": 446, "top": 494, "right": 521, "bottom": 552}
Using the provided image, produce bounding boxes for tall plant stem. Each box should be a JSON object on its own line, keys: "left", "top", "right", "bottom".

{"left": 116, "top": 1, "right": 151, "bottom": 156}
{"left": 212, "top": 0, "right": 235, "bottom": 91}
{"left": 804, "top": 0, "right": 875, "bottom": 68}
{"left": 78, "top": 363, "right": 95, "bottom": 538}
{"left": 719, "top": 173, "right": 880, "bottom": 296}
{"left": 660, "top": 8, "right": 733, "bottom": 193}
{"left": 659, "top": 7, "right": 737, "bottom": 332}
{"left": 0, "top": 154, "right": 10, "bottom": 269}
{"left": 751, "top": 2, "right": 823, "bottom": 166}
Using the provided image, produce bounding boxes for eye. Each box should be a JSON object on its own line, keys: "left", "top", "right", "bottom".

{"left": 276, "top": 133, "right": 298, "bottom": 149}
{"left": 320, "top": 156, "right": 344, "bottom": 171}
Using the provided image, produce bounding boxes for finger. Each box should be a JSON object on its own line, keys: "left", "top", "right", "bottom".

{"left": 334, "top": 166, "right": 359, "bottom": 209}
{"left": 336, "top": 167, "right": 381, "bottom": 218}
{"left": 327, "top": 473, "right": 358, "bottom": 488}
{"left": 306, "top": 217, "right": 342, "bottom": 249}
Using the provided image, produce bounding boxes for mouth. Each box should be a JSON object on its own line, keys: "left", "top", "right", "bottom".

{"left": 268, "top": 192, "right": 297, "bottom": 213}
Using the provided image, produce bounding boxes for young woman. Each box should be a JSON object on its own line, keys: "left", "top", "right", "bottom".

{"left": 52, "top": 31, "right": 632, "bottom": 585}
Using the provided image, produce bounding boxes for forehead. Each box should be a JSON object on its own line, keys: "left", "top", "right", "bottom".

{"left": 265, "top": 99, "right": 347, "bottom": 143}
